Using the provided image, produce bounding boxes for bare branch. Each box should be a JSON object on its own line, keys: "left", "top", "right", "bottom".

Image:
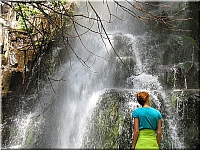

{"left": 88, "top": 0, "right": 125, "bottom": 66}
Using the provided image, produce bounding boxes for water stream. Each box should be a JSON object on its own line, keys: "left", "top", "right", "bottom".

{"left": 3, "top": 1, "right": 197, "bottom": 149}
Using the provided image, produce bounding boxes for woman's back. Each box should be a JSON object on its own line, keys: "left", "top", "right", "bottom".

{"left": 132, "top": 107, "right": 162, "bottom": 131}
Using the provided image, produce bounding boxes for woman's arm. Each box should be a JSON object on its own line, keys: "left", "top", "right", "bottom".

{"left": 132, "top": 118, "right": 139, "bottom": 149}
{"left": 156, "top": 119, "right": 162, "bottom": 146}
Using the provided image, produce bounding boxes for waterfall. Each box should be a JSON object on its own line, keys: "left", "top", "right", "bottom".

{"left": 3, "top": 1, "right": 193, "bottom": 149}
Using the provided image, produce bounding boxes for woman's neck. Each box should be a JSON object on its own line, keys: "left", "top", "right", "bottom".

{"left": 143, "top": 104, "right": 150, "bottom": 108}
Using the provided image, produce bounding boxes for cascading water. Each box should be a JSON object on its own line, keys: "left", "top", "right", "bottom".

{"left": 3, "top": 1, "right": 197, "bottom": 149}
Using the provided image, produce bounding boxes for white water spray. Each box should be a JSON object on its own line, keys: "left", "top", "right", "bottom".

{"left": 4, "top": 1, "right": 187, "bottom": 149}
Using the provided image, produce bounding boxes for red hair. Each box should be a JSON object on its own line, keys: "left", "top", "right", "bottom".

{"left": 136, "top": 91, "right": 150, "bottom": 106}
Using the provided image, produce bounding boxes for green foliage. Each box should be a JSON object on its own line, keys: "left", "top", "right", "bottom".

{"left": 52, "top": 0, "right": 67, "bottom": 7}
{"left": 187, "top": 36, "right": 196, "bottom": 45}
{"left": 52, "top": 1, "right": 58, "bottom": 7}
{"left": 59, "top": 0, "right": 67, "bottom": 5}
{"left": 13, "top": 4, "right": 36, "bottom": 30}
{"left": 0, "top": 22, "right": 5, "bottom": 27}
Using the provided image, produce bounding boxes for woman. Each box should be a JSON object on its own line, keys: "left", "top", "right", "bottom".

{"left": 132, "top": 91, "right": 162, "bottom": 149}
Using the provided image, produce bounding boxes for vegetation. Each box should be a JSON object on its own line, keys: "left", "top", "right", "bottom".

{"left": 1, "top": 1, "right": 195, "bottom": 71}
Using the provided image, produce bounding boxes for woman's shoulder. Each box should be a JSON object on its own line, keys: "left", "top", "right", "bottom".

{"left": 149, "top": 107, "right": 162, "bottom": 114}
{"left": 149, "top": 107, "right": 159, "bottom": 111}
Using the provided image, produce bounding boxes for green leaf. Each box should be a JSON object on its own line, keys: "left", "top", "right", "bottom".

{"left": 187, "top": 36, "right": 196, "bottom": 45}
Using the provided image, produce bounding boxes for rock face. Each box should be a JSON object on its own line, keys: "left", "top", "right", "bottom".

{"left": 83, "top": 89, "right": 134, "bottom": 149}
{"left": 0, "top": 2, "right": 35, "bottom": 98}
{"left": 0, "top": 1, "right": 75, "bottom": 98}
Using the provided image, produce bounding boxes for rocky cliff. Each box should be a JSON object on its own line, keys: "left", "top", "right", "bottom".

{"left": 0, "top": 1, "right": 76, "bottom": 98}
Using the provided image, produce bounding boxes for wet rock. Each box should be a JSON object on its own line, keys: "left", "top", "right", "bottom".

{"left": 1, "top": 54, "right": 8, "bottom": 66}
{"left": 170, "top": 91, "right": 200, "bottom": 149}
{"left": 83, "top": 89, "right": 134, "bottom": 149}
{"left": 1, "top": 69, "right": 12, "bottom": 98}
{"left": 10, "top": 51, "right": 18, "bottom": 66}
